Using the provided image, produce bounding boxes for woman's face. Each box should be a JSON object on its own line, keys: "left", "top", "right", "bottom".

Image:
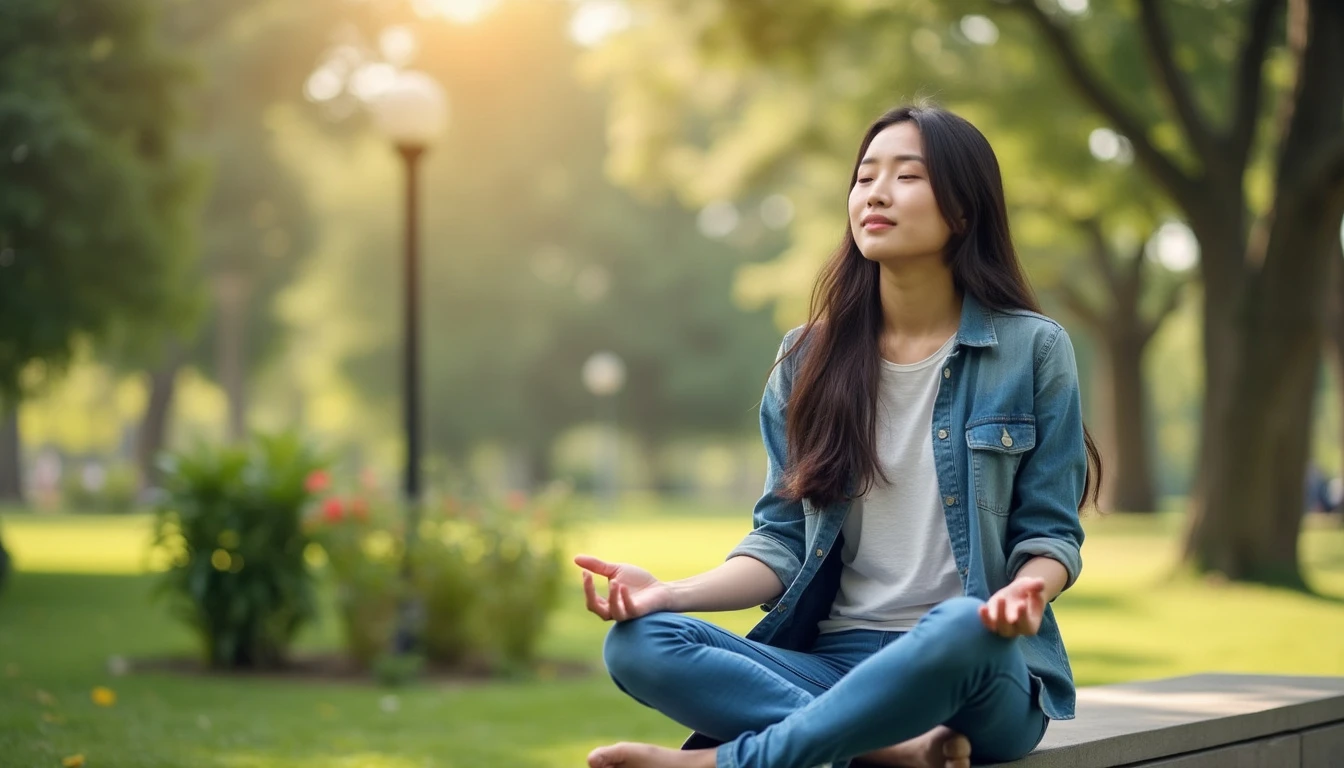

{"left": 848, "top": 121, "right": 954, "bottom": 264}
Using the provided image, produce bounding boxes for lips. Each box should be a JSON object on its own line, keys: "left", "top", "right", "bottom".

{"left": 860, "top": 214, "right": 895, "bottom": 230}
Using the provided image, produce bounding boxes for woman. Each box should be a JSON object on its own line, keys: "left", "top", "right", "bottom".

{"left": 575, "top": 104, "right": 1101, "bottom": 768}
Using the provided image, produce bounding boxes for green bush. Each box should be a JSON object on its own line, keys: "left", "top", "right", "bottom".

{"left": 468, "top": 500, "right": 566, "bottom": 668}
{"left": 307, "top": 496, "right": 404, "bottom": 668}
{"left": 308, "top": 485, "right": 571, "bottom": 674}
{"left": 151, "top": 432, "right": 326, "bottom": 669}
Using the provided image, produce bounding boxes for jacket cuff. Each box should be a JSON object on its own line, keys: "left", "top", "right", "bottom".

{"left": 1007, "top": 537, "right": 1082, "bottom": 595}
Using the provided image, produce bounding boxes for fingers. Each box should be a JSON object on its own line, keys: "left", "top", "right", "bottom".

{"left": 610, "top": 583, "right": 631, "bottom": 622}
{"left": 582, "top": 571, "right": 611, "bottom": 620}
{"left": 574, "top": 554, "right": 618, "bottom": 578}
{"left": 620, "top": 581, "right": 640, "bottom": 619}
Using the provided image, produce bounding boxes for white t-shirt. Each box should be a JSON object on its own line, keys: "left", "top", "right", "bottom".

{"left": 818, "top": 333, "right": 964, "bottom": 634}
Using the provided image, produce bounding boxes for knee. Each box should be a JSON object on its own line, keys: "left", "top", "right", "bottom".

{"left": 920, "top": 596, "right": 1007, "bottom": 664}
{"left": 602, "top": 613, "right": 686, "bottom": 689}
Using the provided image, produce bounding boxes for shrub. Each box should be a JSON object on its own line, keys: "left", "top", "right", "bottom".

{"left": 467, "top": 494, "right": 567, "bottom": 668}
{"left": 151, "top": 432, "right": 326, "bottom": 669}
{"left": 306, "top": 495, "right": 404, "bottom": 668}
{"left": 307, "top": 484, "right": 571, "bottom": 673}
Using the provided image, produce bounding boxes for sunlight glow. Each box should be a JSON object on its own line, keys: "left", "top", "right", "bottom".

{"left": 1147, "top": 221, "right": 1200, "bottom": 272}
{"left": 413, "top": 0, "right": 499, "bottom": 24}
{"left": 379, "top": 26, "right": 418, "bottom": 67}
{"left": 959, "top": 16, "right": 999, "bottom": 46}
{"left": 569, "top": 0, "right": 633, "bottom": 48}
{"left": 1088, "top": 127, "right": 1134, "bottom": 165}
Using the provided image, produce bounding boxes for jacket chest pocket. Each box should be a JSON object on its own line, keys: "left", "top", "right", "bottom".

{"left": 966, "top": 419, "right": 1036, "bottom": 516}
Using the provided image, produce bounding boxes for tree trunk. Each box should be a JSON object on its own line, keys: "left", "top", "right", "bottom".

{"left": 0, "top": 401, "right": 22, "bottom": 504}
{"left": 1183, "top": 0, "right": 1344, "bottom": 584}
{"left": 1103, "top": 331, "right": 1159, "bottom": 513}
{"left": 136, "top": 344, "right": 184, "bottom": 492}
{"left": 214, "top": 271, "right": 250, "bottom": 443}
{"left": 1329, "top": 239, "right": 1344, "bottom": 489}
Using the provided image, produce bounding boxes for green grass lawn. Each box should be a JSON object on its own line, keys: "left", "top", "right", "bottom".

{"left": 2, "top": 508, "right": 1343, "bottom": 767}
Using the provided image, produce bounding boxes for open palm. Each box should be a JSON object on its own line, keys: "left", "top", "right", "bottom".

{"left": 574, "top": 554, "right": 672, "bottom": 621}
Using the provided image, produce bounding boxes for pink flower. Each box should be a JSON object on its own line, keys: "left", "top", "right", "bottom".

{"left": 306, "top": 470, "right": 331, "bottom": 494}
{"left": 506, "top": 491, "right": 528, "bottom": 511}
{"left": 322, "top": 498, "right": 344, "bottom": 522}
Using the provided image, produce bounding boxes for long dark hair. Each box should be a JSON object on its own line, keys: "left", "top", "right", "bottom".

{"left": 779, "top": 105, "right": 1103, "bottom": 510}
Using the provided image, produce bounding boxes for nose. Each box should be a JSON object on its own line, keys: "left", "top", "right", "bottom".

{"left": 865, "top": 181, "right": 891, "bottom": 208}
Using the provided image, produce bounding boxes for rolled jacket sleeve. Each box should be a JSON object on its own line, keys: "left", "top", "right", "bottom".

{"left": 726, "top": 331, "right": 807, "bottom": 598}
{"left": 1006, "top": 327, "right": 1086, "bottom": 594}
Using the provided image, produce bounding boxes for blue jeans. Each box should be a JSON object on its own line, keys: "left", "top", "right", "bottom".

{"left": 603, "top": 596, "right": 1049, "bottom": 768}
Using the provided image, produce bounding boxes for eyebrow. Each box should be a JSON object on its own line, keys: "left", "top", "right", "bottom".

{"left": 858, "top": 154, "right": 925, "bottom": 166}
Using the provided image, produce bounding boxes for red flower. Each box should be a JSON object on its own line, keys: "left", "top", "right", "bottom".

{"left": 506, "top": 491, "right": 528, "bottom": 511}
{"left": 350, "top": 497, "right": 369, "bottom": 521}
{"left": 306, "top": 470, "right": 331, "bottom": 494}
{"left": 322, "top": 497, "right": 344, "bottom": 522}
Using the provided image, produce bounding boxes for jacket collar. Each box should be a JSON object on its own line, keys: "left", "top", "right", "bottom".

{"left": 955, "top": 292, "right": 998, "bottom": 348}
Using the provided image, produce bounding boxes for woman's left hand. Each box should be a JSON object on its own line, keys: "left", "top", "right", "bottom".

{"left": 979, "top": 577, "right": 1046, "bottom": 638}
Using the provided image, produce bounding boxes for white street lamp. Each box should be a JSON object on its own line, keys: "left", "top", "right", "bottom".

{"left": 372, "top": 71, "right": 449, "bottom": 149}
{"left": 369, "top": 69, "right": 448, "bottom": 659}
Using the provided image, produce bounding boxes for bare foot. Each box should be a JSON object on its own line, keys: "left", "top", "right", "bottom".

{"left": 857, "top": 725, "right": 971, "bottom": 768}
{"left": 587, "top": 742, "right": 717, "bottom": 768}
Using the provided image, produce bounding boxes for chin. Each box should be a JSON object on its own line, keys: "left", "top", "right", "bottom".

{"left": 857, "top": 246, "right": 910, "bottom": 264}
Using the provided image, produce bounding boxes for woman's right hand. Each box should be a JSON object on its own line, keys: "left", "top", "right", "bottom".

{"left": 575, "top": 554, "right": 674, "bottom": 621}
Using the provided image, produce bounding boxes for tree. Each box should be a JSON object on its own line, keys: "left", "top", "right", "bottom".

{"left": 1055, "top": 217, "right": 1187, "bottom": 513}
{"left": 116, "top": 0, "right": 367, "bottom": 489}
{"left": 1003, "top": 0, "right": 1344, "bottom": 584}
{"left": 0, "top": 0, "right": 199, "bottom": 496}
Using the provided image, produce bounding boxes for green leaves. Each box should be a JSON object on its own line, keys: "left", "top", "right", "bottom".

{"left": 150, "top": 431, "right": 327, "bottom": 669}
{"left": 0, "top": 0, "right": 201, "bottom": 397}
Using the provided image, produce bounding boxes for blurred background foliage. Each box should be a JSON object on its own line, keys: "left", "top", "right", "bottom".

{"left": 2, "top": 0, "right": 1342, "bottom": 581}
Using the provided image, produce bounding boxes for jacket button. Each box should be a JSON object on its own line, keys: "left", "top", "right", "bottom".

{"left": 937, "top": 429, "right": 949, "bottom": 440}
{"left": 944, "top": 496, "right": 957, "bottom": 506}
{"left": 943, "top": 367, "right": 951, "bottom": 379}
{"left": 816, "top": 548, "right": 825, "bottom": 557}
{"left": 777, "top": 604, "right": 787, "bottom": 612}
{"left": 1001, "top": 428, "right": 1013, "bottom": 448}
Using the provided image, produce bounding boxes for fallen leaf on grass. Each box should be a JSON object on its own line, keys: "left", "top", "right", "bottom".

{"left": 90, "top": 687, "right": 116, "bottom": 707}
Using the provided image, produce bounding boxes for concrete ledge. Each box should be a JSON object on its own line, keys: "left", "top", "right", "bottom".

{"left": 987, "top": 674, "right": 1344, "bottom": 767}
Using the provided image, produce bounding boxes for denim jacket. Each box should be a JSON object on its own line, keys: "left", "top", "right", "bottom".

{"left": 716, "top": 293, "right": 1086, "bottom": 730}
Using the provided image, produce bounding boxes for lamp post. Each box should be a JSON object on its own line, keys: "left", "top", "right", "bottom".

{"left": 371, "top": 70, "right": 448, "bottom": 654}
{"left": 582, "top": 351, "right": 626, "bottom": 515}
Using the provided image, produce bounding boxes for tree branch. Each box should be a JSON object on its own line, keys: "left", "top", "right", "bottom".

{"left": 1058, "top": 282, "right": 1107, "bottom": 333}
{"left": 1136, "top": 0, "right": 1216, "bottom": 167}
{"left": 1229, "top": 0, "right": 1283, "bottom": 173}
{"left": 1009, "top": 0, "right": 1196, "bottom": 203}
{"left": 1076, "top": 217, "right": 1119, "bottom": 292}
{"left": 1142, "top": 279, "right": 1187, "bottom": 345}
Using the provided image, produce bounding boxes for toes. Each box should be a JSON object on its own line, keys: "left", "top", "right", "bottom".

{"left": 942, "top": 735, "right": 971, "bottom": 759}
